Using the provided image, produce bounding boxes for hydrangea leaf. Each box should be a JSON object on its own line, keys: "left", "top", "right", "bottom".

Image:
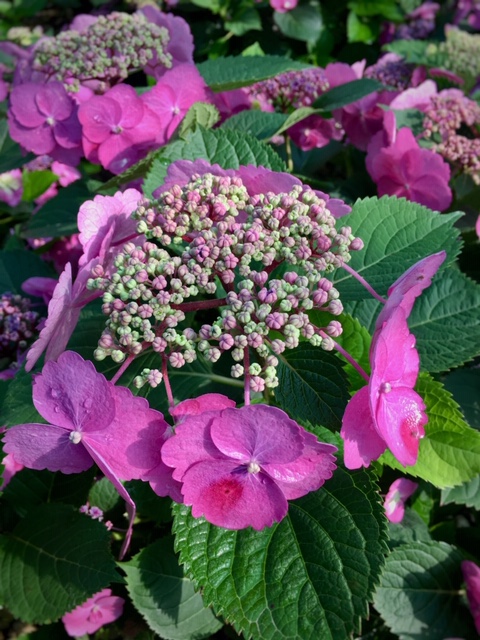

{"left": 373, "top": 541, "right": 475, "bottom": 640}
{"left": 159, "top": 126, "right": 287, "bottom": 172}
{"left": 21, "top": 170, "right": 58, "bottom": 202}
{"left": 333, "top": 196, "right": 462, "bottom": 301}
{"left": 385, "top": 39, "right": 447, "bottom": 67}
{"left": 2, "top": 468, "right": 95, "bottom": 517}
{"left": 276, "top": 343, "right": 349, "bottom": 429}
{"left": 196, "top": 56, "right": 310, "bottom": 92}
{"left": 177, "top": 102, "right": 220, "bottom": 140}
{"left": 312, "top": 79, "right": 383, "bottom": 111}
{"left": 380, "top": 374, "right": 480, "bottom": 488}
{"left": 22, "top": 182, "right": 92, "bottom": 239}
{"left": 274, "top": 2, "right": 323, "bottom": 43}
{"left": 0, "top": 367, "right": 44, "bottom": 428}
{"left": 344, "top": 269, "right": 480, "bottom": 373}
{"left": 0, "top": 503, "right": 119, "bottom": 624}
{"left": 221, "top": 111, "right": 289, "bottom": 141}
{"left": 0, "top": 250, "right": 55, "bottom": 297}
{"left": 444, "top": 367, "right": 480, "bottom": 429}
{"left": 122, "top": 537, "right": 223, "bottom": 640}
{"left": 88, "top": 477, "right": 122, "bottom": 514}
{"left": 0, "top": 120, "right": 35, "bottom": 172}
{"left": 173, "top": 466, "right": 387, "bottom": 640}
{"left": 143, "top": 157, "right": 169, "bottom": 199}
{"left": 441, "top": 476, "right": 480, "bottom": 510}
{"left": 386, "top": 508, "right": 431, "bottom": 550}
{"left": 330, "top": 313, "right": 371, "bottom": 392}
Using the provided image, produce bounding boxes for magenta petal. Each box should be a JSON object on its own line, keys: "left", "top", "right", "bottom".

{"left": 384, "top": 477, "right": 418, "bottom": 523}
{"left": 63, "top": 589, "right": 124, "bottom": 637}
{"left": 182, "top": 459, "right": 288, "bottom": 529}
{"left": 2, "top": 424, "right": 93, "bottom": 473}
{"left": 8, "top": 116, "right": 56, "bottom": 155}
{"left": 107, "top": 84, "right": 145, "bottom": 129}
{"left": 375, "top": 387, "right": 427, "bottom": 467}
{"left": 462, "top": 560, "right": 480, "bottom": 634}
{"left": 54, "top": 112, "right": 82, "bottom": 149}
{"left": 9, "top": 83, "right": 45, "bottom": 127}
{"left": 36, "top": 83, "right": 73, "bottom": 120}
{"left": 79, "top": 96, "right": 122, "bottom": 144}
{"left": 238, "top": 165, "right": 301, "bottom": 196}
{"left": 210, "top": 405, "right": 304, "bottom": 465}
{"left": 263, "top": 433, "right": 337, "bottom": 500}
{"left": 340, "top": 386, "right": 387, "bottom": 469}
{"left": 33, "top": 351, "right": 115, "bottom": 432}
{"left": 170, "top": 393, "right": 236, "bottom": 421}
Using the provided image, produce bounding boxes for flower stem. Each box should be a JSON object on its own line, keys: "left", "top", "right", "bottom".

{"left": 341, "top": 262, "right": 387, "bottom": 304}
{"left": 172, "top": 297, "right": 227, "bottom": 313}
{"left": 318, "top": 328, "right": 370, "bottom": 383}
{"left": 162, "top": 355, "right": 175, "bottom": 410}
{"left": 243, "top": 346, "right": 251, "bottom": 406}
{"left": 111, "top": 354, "right": 135, "bottom": 385}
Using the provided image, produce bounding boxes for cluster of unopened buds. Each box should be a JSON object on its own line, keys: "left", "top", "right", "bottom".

{"left": 88, "top": 170, "right": 363, "bottom": 392}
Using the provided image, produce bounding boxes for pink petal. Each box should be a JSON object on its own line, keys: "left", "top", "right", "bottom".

{"left": 375, "top": 387, "right": 427, "bottom": 467}
{"left": 263, "top": 432, "right": 337, "bottom": 499}
{"left": 181, "top": 459, "right": 288, "bottom": 529}
{"left": 63, "top": 589, "right": 124, "bottom": 637}
{"left": 0, "top": 452, "right": 24, "bottom": 491}
{"left": 8, "top": 116, "right": 56, "bottom": 155}
{"left": 209, "top": 405, "right": 304, "bottom": 465}
{"left": 107, "top": 84, "right": 145, "bottom": 129}
{"left": 53, "top": 112, "right": 82, "bottom": 149}
{"left": 238, "top": 165, "right": 301, "bottom": 196}
{"left": 340, "top": 386, "right": 387, "bottom": 469}
{"left": 78, "top": 96, "right": 122, "bottom": 144}
{"left": 9, "top": 83, "right": 45, "bottom": 127}
{"left": 384, "top": 477, "right": 418, "bottom": 523}
{"left": 36, "top": 82, "right": 73, "bottom": 121}
{"left": 32, "top": 351, "right": 115, "bottom": 432}
{"left": 2, "top": 424, "right": 93, "bottom": 473}
{"left": 170, "top": 393, "right": 236, "bottom": 421}
{"left": 462, "top": 560, "right": 480, "bottom": 634}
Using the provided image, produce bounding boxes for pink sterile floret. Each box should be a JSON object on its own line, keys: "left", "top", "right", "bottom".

{"left": 142, "top": 64, "right": 209, "bottom": 145}
{"left": 62, "top": 588, "right": 124, "bottom": 637}
{"left": 8, "top": 82, "right": 82, "bottom": 164}
{"left": 341, "top": 307, "right": 427, "bottom": 469}
{"left": 2, "top": 351, "right": 168, "bottom": 556}
{"left": 383, "top": 477, "right": 418, "bottom": 523}
{"left": 462, "top": 560, "right": 480, "bottom": 634}
{"left": 78, "top": 84, "right": 161, "bottom": 174}
{"left": 270, "top": 0, "right": 299, "bottom": 12}
{"left": 161, "top": 404, "right": 337, "bottom": 530}
{"left": 366, "top": 125, "right": 452, "bottom": 211}
{"left": 78, "top": 188, "right": 142, "bottom": 268}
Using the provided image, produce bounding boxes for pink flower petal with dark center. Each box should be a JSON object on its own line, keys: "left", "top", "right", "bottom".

{"left": 36, "top": 82, "right": 73, "bottom": 121}
{"left": 341, "top": 386, "right": 387, "bottom": 469}
{"left": 79, "top": 96, "right": 123, "bottom": 144}
{"left": 210, "top": 405, "right": 304, "bottom": 465}
{"left": 2, "top": 424, "right": 94, "bottom": 473}
{"left": 108, "top": 84, "right": 145, "bottom": 129}
{"left": 181, "top": 459, "right": 287, "bottom": 529}
{"left": 63, "top": 589, "right": 124, "bottom": 637}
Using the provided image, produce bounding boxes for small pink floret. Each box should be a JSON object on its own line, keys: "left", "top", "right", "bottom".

{"left": 383, "top": 477, "right": 418, "bottom": 523}
{"left": 462, "top": 560, "right": 480, "bottom": 634}
{"left": 62, "top": 588, "right": 124, "bottom": 637}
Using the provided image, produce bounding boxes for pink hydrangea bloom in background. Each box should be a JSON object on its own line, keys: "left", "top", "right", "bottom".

{"left": 0, "top": 169, "right": 23, "bottom": 206}
{"left": 142, "top": 64, "right": 209, "bottom": 145}
{"left": 162, "top": 404, "right": 337, "bottom": 529}
{"left": 270, "top": 0, "right": 298, "bottom": 11}
{"left": 62, "top": 589, "right": 124, "bottom": 637}
{"left": 462, "top": 560, "right": 480, "bottom": 634}
{"left": 3, "top": 351, "right": 168, "bottom": 555}
{"left": 476, "top": 215, "right": 480, "bottom": 239}
{"left": 34, "top": 161, "right": 81, "bottom": 207}
{"left": 8, "top": 82, "right": 82, "bottom": 164}
{"left": 366, "top": 122, "right": 452, "bottom": 211}
{"left": 341, "top": 307, "right": 427, "bottom": 469}
{"left": 78, "top": 84, "right": 161, "bottom": 174}
{"left": 288, "top": 114, "right": 343, "bottom": 151}
{"left": 78, "top": 188, "right": 142, "bottom": 269}
{"left": 22, "top": 276, "right": 57, "bottom": 305}
{"left": 383, "top": 477, "right": 418, "bottom": 522}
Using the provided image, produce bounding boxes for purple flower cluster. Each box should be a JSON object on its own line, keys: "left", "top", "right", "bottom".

{"left": 0, "top": 292, "right": 41, "bottom": 378}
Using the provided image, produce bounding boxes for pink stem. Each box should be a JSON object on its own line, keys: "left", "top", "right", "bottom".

{"left": 172, "top": 297, "right": 227, "bottom": 313}
{"left": 243, "top": 346, "right": 251, "bottom": 406}
{"left": 162, "top": 356, "right": 175, "bottom": 410}
{"left": 318, "top": 329, "right": 370, "bottom": 383}
{"left": 341, "top": 262, "right": 387, "bottom": 304}
{"left": 111, "top": 354, "right": 135, "bottom": 385}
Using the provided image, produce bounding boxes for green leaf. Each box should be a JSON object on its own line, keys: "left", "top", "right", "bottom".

{"left": 0, "top": 119, "right": 35, "bottom": 172}
{"left": 273, "top": 106, "right": 317, "bottom": 135}
{"left": 333, "top": 196, "right": 462, "bottom": 301}
{"left": 0, "top": 367, "right": 43, "bottom": 428}
{"left": 332, "top": 314, "right": 371, "bottom": 392}
{"left": 221, "top": 111, "right": 289, "bottom": 141}
{"left": 380, "top": 374, "right": 480, "bottom": 488}
{"left": 373, "top": 541, "right": 475, "bottom": 640}
{"left": 173, "top": 466, "right": 387, "bottom": 639}
{"left": 385, "top": 39, "right": 446, "bottom": 67}
{"left": 22, "top": 182, "right": 91, "bottom": 238}
{"left": 225, "top": 7, "right": 261, "bottom": 36}
{"left": 313, "top": 79, "right": 384, "bottom": 111}
{"left": 21, "top": 170, "right": 57, "bottom": 202}
{"left": 276, "top": 343, "right": 349, "bottom": 430}
{"left": 441, "top": 476, "right": 480, "bottom": 510}
{"left": 349, "top": 0, "right": 403, "bottom": 20}
{"left": 142, "top": 157, "right": 169, "bottom": 199}
{"left": 386, "top": 508, "right": 431, "bottom": 550}
{"left": 159, "top": 126, "right": 287, "bottom": 173}
{"left": 0, "top": 250, "right": 55, "bottom": 296}
{"left": 196, "top": 56, "right": 311, "bottom": 92}
{"left": 444, "top": 367, "right": 480, "bottom": 429}
{"left": 177, "top": 102, "right": 220, "bottom": 140}
{"left": 274, "top": 1, "right": 323, "bottom": 43}
{"left": 89, "top": 477, "right": 122, "bottom": 513}
{"left": 0, "top": 503, "right": 119, "bottom": 624}
{"left": 347, "top": 11, "right": 377, "bottom": 44}
{"left": 123, "top": 537, "right": 222, "bottom": 640}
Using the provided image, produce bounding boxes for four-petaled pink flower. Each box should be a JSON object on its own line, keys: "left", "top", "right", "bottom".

{"left": 62, "top": 588, "right": 124, "bottom": 637}
{"left": 8, "top": 82, "right": 82, "bottom": 165}
{"left": 161, "top": 403, "right": 337, "bottom": 530}
{"left": 383, "top": 477, "right": 418, "bottom": 523}
{"left": 341, "top": 306, "right": 427, "bottom": 469}
{"left": 462, "top": 560, "right": 480, "bottom": 634}
{"left": 2, "top": 351, "right": 168, "bottom": 556}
